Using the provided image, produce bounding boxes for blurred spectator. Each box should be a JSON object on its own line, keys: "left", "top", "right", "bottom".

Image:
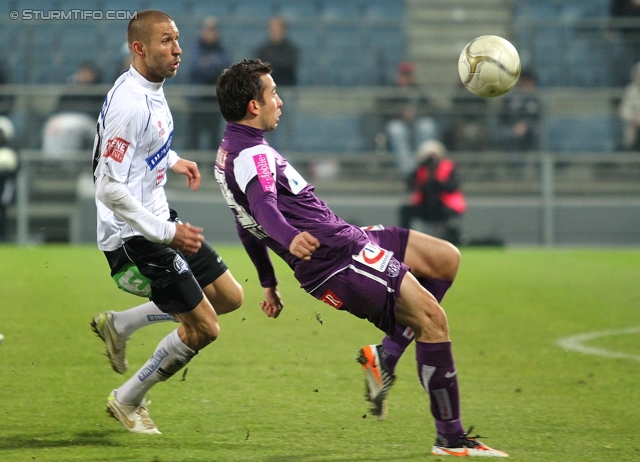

{"left": 619, "top": 61, "right": 640, "bottom": 150}
{"left": 186, "top": 16, "right": 231, "bottom": 150}
{"left": 0, "top": 116, "right": 18, "bottom": 241}
{"left": 56, "top": 61, "right": 104, "bottom": 116}
{"left": 255, "top": 17, "right": 299, "bottom": 86}
{"left": 446, "top": 80, "right": 489, "bottom": 151}
{"left": 66, "top": 61, "right": 102, "bottom": 85}
{"left": 377, "top": 61, "right": 440, "bottom": 174}
{"left": 494, "top": 70, "right": 542, "bottom": 151}
{"left": 398, "top": 140, "right": 466, "bottom": 245}
{"left": 610, "top": 0, "right": 640, "bottom": 86}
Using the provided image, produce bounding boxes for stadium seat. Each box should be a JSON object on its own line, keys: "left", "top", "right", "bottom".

{"left": 288, "top": 21, "right": 320, "bottom": 49}
{"left": 142, "top": 0, "right": 186, "bottom": 18}
{"left": 57, "top": 0, "right": 101, "bottom": 10}
{"left": 189, "top": 0, "right": 231, "bottom": 19}
{"left": 0, "top": 1, "right": 13, "bottom": 15}
{"left": 99, "top": 0, "right": 146, "bottom": 14}
{"left": 545, "top": 115, "right": 615, "bottom": 152}
{"left": 220, "top": 23, "right": 265, "bottom": 63}
{"left": 566, "top": 38, "right": 612, "bottom": 87}
{"left": 275, "top": 1, "right": 320, "bottom": 20}
{"left": 322, "top": 24, "right": 366, "bottom": 51}
{"left": 19, "top": 0, "right": 65, "bottom": 11}
{"left": 231, "top": 0, "right": 275, "bottom": 19}
{"left": 292, "top": 114, "right": 365, "bottom": 152}
{"left": 25, "top": 24, "right": 63, "bottom": 83}
{"left": 4, "top": 23, "right": 27, "bottom": 83}
{"left": 59, "top": 24, "right": 102, "bottom": 77}
{"left": 320, "top": 0, "right": 364, "bottom": 20}
{"left": 364, "top": 0, "right": 405, "bottom": 20}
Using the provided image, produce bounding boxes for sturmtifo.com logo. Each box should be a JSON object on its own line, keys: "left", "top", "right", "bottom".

{"left": 10, "top": 9, "right": 137, "bottom": 20}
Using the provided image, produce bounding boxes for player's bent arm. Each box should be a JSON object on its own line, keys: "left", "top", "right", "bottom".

{"left": 245, "top": 181, "right": 300, "bottom": 247}
{"left": 95, "top": 173, "right": 176, "bottom": 244}
{"left": 237, "top": 224, "right": 278, "bottom": 287}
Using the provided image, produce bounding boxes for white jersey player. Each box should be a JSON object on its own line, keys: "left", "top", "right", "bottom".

{"left": 90, "top": 10, "right": 243, "bottom": 435}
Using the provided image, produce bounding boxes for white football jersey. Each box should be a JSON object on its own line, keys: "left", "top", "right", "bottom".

{"left": 93, "top": 65, "right": 179, "bottom": 251}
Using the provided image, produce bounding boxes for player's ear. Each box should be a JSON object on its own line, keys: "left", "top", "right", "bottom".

{"left": 247, "top": 100, "right": 260, "bottom": 116}
{"left": 132, "top": 40, "right": 146, "bottom": 58}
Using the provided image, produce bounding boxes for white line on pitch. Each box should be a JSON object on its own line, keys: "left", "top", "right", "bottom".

{"left": 557, "top": 327, "right": 640, "bottom": 361}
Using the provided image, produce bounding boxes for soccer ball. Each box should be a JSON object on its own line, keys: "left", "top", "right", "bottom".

{"left": 458, "top": 35, "right": 521, "bottom": 98}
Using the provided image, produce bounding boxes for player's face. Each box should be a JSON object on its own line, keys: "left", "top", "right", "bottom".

{"left": 144, "top": 20, "right": 181, "bottom": 82}
{"left": 255, "top": 74, "right": 282, "bottom": 132}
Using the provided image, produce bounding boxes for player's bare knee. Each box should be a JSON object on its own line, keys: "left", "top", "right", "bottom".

{"left": 442, "top": 241, "right": 461, "bottom": 279}
{"left": 194, "top": 320, "right": 219, "bottom": 349}
{"left": 204, "top": 319, "right": 220, "bottom": 343}
{"left": 229, "top": 283, "right": 244, "bottom": 311}
{"left": 417, "top": 301, "right": 449, "bottom": 339}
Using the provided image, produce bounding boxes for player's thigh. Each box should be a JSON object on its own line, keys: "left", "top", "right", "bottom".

{"left": 395, "top": 271, "right": 449, "bottom": 343}
{"left": 202, "top": 270, "right": 244, "bottom": 314}
{"left": 404, "top": 229, "right": 460, "bottom": 281}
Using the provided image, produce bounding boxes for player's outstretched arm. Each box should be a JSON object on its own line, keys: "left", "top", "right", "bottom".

{"left": 171, "top": 158, "right": 201, "bottom": 191}
{"left": 260, "top": 286, "right": 284, "bottom": 318}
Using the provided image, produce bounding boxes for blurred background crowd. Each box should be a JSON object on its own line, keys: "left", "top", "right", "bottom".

{"left": 0, "top": 0, "right": 639, "bottom": 246}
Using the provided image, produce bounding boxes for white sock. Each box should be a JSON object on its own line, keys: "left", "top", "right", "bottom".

{"left": 112, "top": 301, "right": 177, "bottom": 339}
{"left": 116, "top": 329, "right": 196, "bottom": 405}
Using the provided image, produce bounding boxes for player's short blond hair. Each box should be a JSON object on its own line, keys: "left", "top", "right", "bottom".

{"left": 127, "top": 10, "right": 173, "bottom": 51}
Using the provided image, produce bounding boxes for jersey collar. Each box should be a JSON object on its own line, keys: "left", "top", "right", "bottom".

{"left": 226, "top": 121, "right": 265, "bottom": 141}
{"left": 128, "top": 65, "right": 164, "bottom": 93}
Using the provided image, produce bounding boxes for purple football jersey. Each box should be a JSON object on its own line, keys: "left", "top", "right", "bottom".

{"left": 215, "top": 122, "right": 369, "bottom": 291}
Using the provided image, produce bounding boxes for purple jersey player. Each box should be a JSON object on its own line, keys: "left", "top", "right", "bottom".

{"left": 214, "top": 59, "right": 508, "bottom": 458}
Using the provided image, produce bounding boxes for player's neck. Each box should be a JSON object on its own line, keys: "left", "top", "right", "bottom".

{"left": 129, "top": 64, "right": 164, "bottom": 91}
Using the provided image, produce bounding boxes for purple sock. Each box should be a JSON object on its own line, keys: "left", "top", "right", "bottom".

{"left": 380, "top": 278, "right": 453, "bottom": 372}
{"left": 417, "top": 277, "right": 452, "bottom": 304}
{"left": 381, "top": 324, "right": 414, "bottom": 371}
{"left": 416, "top": 341, "right": 464, "bottom": 444}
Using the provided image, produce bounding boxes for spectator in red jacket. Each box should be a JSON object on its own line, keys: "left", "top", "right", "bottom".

{"left": 398, "top": 140, "right": 466, "bottom": 245}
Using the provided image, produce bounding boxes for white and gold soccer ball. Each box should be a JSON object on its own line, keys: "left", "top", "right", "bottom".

{"left": 458, "top": 35, "right": 521, "bottom": 98}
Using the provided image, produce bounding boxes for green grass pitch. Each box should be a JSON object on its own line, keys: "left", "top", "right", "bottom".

{"left": 1, "top": 245, "right": 639, "bottom": 461}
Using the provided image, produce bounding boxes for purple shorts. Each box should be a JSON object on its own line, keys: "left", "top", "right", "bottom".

{"left": 310, "top": 226, "right": 410, "bottom": 334}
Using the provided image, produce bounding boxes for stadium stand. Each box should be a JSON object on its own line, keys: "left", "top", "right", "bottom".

{"left": 2, "top": 0, "right": 405, "bottom": 86}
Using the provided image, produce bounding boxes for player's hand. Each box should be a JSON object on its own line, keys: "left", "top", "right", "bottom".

{"left": 260, "top": 286, "right": 284, "bottom": 318}
{"left": 171, "top": 159, "right": 201, "bottom": 191}
{"left": 289, "top": 232, "right": 320, "bottom": 260}
{"left": 170, "top": 222, "right": 204, "bottom": 255}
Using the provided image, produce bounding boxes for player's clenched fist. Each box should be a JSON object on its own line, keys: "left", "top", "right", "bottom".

{"left": 289, "top": 231, "right": 320, "bottom": 260}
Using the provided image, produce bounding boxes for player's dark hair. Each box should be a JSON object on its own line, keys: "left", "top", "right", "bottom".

{"left": 216, "top": 59, "right": 273, "bottom": 122}
{"left": 127, "top": 10, "right": 173, "bottom": 49}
